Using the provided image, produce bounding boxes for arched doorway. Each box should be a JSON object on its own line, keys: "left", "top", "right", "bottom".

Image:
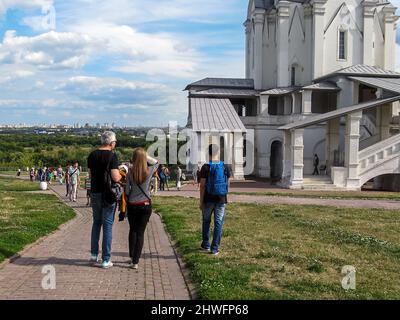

{"left": 270, "top": 141, "right": 283, "bottom": 182}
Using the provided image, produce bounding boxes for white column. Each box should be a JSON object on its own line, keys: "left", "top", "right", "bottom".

{"left": 226, "top": 133, "right": 234, "bottom": 167}
{"left": 254, "top": 11, "right": 265, "bottom": 90}
{"left": 276, "top": 1, "right": 290, "bottom": 87}
{"left": 198, "top": 132, "right": 207, "bottom": 164}
{"left": 302, "top": 90, "right": 312, "bottom": 114}
{"left": 363, "top": 1, "right": 376, "bottom": 66}
{"left": 233, "top": 132, "right": 245, "bottom": 180}
{"left": 325, "top": 118, "right": 340, "bottom": 172}
{"left": 383, "top": 5, "right": 397, "bottom": 71}
{"left": 282, "top": 130, "right": 292, "bottom": 185}
{"left": 244, "top": 19, "right": 251, "bottom": 79}
{"left": 260, "top": 94, "right": 269, "bottom": 116}
{"left": 304, "top": 5, "right": 313, "bottom": 82}
{"left": 380, "top": 104, "right": 392, "bottom": 140}
{"left": 345, "top": 111, "right": 362, "bottom": 189}
{"left": 190, "top": 131, "right": 199, "bottom": 166}
{"left": 311, "top": 0, "right": 327, "bottom": 79}
{"left": 290, "top": 129, "right": 305, "bottom": 188}
{"left": 284, "top": 95, "right": 292, "bottom": 115}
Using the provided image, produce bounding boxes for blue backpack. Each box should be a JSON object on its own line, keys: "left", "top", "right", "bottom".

{"left": 206, "top": 162, "right": 228, "bottom": 196}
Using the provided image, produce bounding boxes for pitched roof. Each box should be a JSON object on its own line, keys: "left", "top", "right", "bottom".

{"left": 302, "top": 82, "right": 341, "bottom": 91}
{"left": 314, "top": 64, "right": 400, "bottom": 82}
{"left": 279, "top": 96, "right": 400, "bottom": 131}
{"left": 190, "top": 88, "right": 258, "bottom": 98}
{"left": 349, "top": 76, "right": 400, "bottom": 94}
{"left": 261, "top": 86, "right": 300, "bottom": 95}
{"left": 185, "top": 78, "right": 254, "bottom": 90}
{"left": 189, "top": 98, "right": 247, "bottom": 133}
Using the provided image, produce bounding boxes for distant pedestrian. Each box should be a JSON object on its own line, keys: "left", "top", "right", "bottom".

{"left": 29, "top": 168, "right": 35, "bottom": 182}
{"left": 199, "top": 144, "right": 232, "bottom": 256}
{"left": 57, "top": 166, "right": 64, "bottom": 185}
{"left": 125, "top": 148, "right": 159, "bottom": 270}
{"left": 159, "top": 165, "right": 166, "bottom": 191}
{"left": 85, "top": 174, "right": 91, "bottom": 206}
{"left": 175, "top": 166, "right": 182, "bottom": 191}
{"left": 68, "top": 162, "right": 80, "bottom": 202}
{"left": 163, "top": 166, "right": 170, "bottom": 191}
{"left": 313, "top": 154, "right": 320, "bottom": 176}
{"left": 65, "top": 164, "right": 71, "bottom": 196}
{"left": 16, "top": 169, "right": 21, "bottom": 177}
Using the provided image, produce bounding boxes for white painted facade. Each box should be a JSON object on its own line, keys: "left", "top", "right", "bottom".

{"left": 245, "top": 0, "right": 397, "bottom": 89}
{"left": 186, "top": 0, "right": 400, "bottom": 190}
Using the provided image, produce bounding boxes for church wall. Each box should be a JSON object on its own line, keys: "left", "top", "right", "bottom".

{"left": 263, "top": 15, "right": 278, "bottom": 89}
{"left": 323, "top": 0, "right": 364, "bottom": 75}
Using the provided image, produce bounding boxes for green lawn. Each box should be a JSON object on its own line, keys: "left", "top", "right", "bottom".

{"left": 231, "top": 190, "right": 400, "bottom": 201}
{"left": 0, "top": 177, "right": 75, "bottom": 263}
{"left": 0, "top": 176, "right": 39, "bottom": 192}
{"left": 153, "top": 197, "right": 400, "bottom": 300}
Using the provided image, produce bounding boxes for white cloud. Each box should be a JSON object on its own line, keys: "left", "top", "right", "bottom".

{"left": 0, "top": 30, "right": 96, "bottom": 70}
{"left": 56, "top": 76, "right": 171, "bottom": 106}
{"left": 0, "top": 0, "right": 53, "bottom": 17}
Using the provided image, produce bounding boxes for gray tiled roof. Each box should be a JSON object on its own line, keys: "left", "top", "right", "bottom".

{"left": 261, "top": 86, "right": 300, "bottom": 95}
{"left": 302, "top": 82, "right": 341, "bottom": 91}
{"left": 185, "top": 78, "right": 254, "bottom": 90}
{"left": 190, "top": 88, "right": 258, "bottom": 98}
{"left": 189, "top": 98, "right": 247, "bottom": 132}
{"left": 349, "top": 76, "right": 400, "bottom": 94}
{"left": 279, "top": 96, "right": 400, "bottom": 131}
{"left": 315, "top": 64, "right": 400, "bottom": 82}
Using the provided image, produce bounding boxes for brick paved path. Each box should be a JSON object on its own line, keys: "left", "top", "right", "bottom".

{"left": 158, "top": 184, "right": 400, "bottom": 211}
{"left": 0, "top": 184, "right": 190, "bottom": 300}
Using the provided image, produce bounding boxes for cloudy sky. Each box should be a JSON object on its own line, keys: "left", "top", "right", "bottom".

{"left": 0, "top": 0, "right": 247, "bottom": 126}
{"left": 1, "top": 0, "right": 400, "bottom": 127}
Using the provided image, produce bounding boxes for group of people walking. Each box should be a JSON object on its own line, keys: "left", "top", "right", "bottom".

{"left": 87, "top": 131, "right": 231, "bottom": 269}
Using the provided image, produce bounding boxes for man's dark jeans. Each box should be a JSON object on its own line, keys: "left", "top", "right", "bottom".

{"left": 127, "top": 204, "right": 152, "bottom": 264}
{"left": 91, "top": 193, "right": 117, "bottom": 262}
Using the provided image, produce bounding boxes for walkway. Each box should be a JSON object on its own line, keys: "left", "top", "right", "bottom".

{"left": 0, "top": 184, "right": 190, "bottom": 300}
{"left": 157, "top": 184, "right": 400, "bottom": 211}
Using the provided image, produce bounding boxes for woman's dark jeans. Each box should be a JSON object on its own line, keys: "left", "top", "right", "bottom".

{"left": 127, "top": 204, "right": 152, "bottom": 264}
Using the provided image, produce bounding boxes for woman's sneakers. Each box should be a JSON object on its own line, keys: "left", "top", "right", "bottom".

{"left": 128, "top": 261, "right": 139, "bottom": 269}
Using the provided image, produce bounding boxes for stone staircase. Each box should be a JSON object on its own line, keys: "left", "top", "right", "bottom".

{"left": 358, "top": 133, "right": 400, "bottom": 186}
{"left": 302, "top": 175, "right": 346, "bottom": 191}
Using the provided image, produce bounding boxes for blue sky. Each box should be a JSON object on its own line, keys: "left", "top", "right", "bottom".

{"left": 1, "top": 0, "right": 400, "bottom": 127}
{"left": 0, "top": 0, "right": 247, "bottom": 127}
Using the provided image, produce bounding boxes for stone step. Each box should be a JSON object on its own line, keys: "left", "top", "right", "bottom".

{"left": 301, "top": 185, "right": 346, "bottom": 191}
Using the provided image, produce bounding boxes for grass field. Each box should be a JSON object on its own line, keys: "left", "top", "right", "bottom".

{"left": 153, "top": 197, "right": 400, "bottom": 300}
{"left": 0, "top": 177, "right": 75, "bottom": 263}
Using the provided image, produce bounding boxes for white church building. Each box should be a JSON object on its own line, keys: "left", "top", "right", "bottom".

{"left": 185, "top": 0, "right": 400, "bottom": 191}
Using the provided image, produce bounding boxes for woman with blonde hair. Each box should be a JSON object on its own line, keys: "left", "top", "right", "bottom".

{"left": 125, "top": 148, "right": 159, "bottom": 269}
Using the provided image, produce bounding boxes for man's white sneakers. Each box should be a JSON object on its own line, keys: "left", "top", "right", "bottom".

{"left": 90, "top": 254, "right": 99, "bottom": 263}
{"left": 101, "top": 261, "right": 113, "bottom": 269}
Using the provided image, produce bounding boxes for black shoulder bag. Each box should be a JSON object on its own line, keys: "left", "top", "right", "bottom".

{"left": 102, "top": 152, "right": 123, "bottom": 206}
